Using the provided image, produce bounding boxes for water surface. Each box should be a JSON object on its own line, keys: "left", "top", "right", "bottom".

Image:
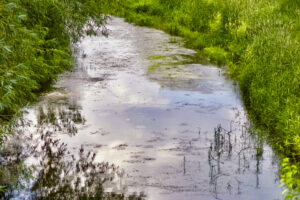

{"left": 5, "top": 17, "right": 282, "bottom": 200}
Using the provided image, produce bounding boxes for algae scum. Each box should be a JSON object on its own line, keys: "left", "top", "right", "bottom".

{"left": 1, "top": 18, "right": 283, "bottom": 200}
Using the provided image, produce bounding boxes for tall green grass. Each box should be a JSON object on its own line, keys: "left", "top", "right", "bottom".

{"left": 107, "top": 0, "right": 300, "bottom": 197}
{"left": 0, "top": 0, "right": 107, "bottom": 120}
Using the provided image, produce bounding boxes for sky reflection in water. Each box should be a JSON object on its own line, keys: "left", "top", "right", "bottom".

{"left": 3, "top": 17, "right": 283, "bottom": 200}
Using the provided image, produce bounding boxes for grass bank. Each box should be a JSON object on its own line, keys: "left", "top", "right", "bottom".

{"left": 106, "top": 0, "right": 300, "bottom": 197}
{"left": 0, "top": 0, "right": 299, "bottom": 197}
{"left": 0, "top": 0, "right": 108, "bottom": 193}
{"left": 0, "top": 0, "right": 107, "bottom": 121}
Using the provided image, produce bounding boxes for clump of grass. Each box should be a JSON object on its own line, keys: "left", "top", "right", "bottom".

{"left": 203, "top": 47, "right": 227, "bottom": 66}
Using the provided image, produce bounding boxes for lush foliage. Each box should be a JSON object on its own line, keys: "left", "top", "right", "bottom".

{"left": 0, "top": 0, "right": 107, "bottom": 120}
{"left": 1, "top": 0, "right": 299, "bottom": 198}
{"left": 106, "top": 0, "right": 300, "bottom": 197}
{"left": 0, "top": 0, "right": 109, "bottom": 194}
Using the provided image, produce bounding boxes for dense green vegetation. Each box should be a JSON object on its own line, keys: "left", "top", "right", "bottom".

{"left": 106, "top": 0, "right": 300, "bottom": 198}
{"left": 0, "top": 0, "right": 299, "bottom": 198}
{"left": 0, "top": 0, "right": 107, "bottom": 121}
{"left": 0, "top": 0, "right": 107, "bottom": 193}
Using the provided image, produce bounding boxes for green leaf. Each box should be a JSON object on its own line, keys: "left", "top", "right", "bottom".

{"left": 2, "top": 46, "right": 12, "bottom": 53}
{"left": 18, "top": 14, "right": 27, "bottom": 21}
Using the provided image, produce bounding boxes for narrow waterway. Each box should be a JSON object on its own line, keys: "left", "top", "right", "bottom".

{"left": 5, "top": 17, "right": 283, "bottom": 199}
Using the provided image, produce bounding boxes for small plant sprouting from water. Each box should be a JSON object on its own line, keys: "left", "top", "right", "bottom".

{"left": 1, "top": 130, "right": 146, "bottom": 199}
{"left": 37, "top": 103, "right": 86, "bottom": 136}
{"left": 207, "top": 123, "right": 269, "bottom": 197}
{"left": 0, "top": 135, "right": 34, "bottom": 199}
{"left": 1, "top": 99, "right": 146, "bottom": 199}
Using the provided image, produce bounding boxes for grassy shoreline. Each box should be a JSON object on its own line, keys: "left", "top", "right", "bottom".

{"left": 0, "top": 0, "right": 299, "bottom": 198}
{"left": 106, "top": 0, "right": 300, "bottom": 197}
{"left": 0, "top": 0, "right": 108, "bottom": 194}
{"left": 0, "top": 0, "right": 108, "bottom": 122}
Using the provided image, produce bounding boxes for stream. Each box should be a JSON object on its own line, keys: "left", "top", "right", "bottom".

{"left": 2, "top": 17, "right": 283, "bottom": 200}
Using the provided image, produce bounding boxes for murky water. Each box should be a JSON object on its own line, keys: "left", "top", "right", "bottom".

{"left": 3, "top": 17, "right": 283, "bottom": 199}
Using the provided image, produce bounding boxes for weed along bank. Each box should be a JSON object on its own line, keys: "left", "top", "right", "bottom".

{"left": 0, "top": 0, "right": 299, "bottom": 199}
